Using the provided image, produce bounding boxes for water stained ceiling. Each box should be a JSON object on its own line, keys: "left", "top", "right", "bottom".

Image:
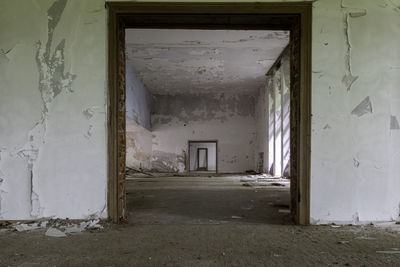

{"left": 125, "top": 29, "right": 290, "bottom": 95}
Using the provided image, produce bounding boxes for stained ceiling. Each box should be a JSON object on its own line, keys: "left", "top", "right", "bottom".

{"left": 125, "top": 29, "right": 290, "bottom": 95}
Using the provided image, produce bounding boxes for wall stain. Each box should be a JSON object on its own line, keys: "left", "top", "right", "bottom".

{"left": 151, "top": 150, "right": 186, "bottom": 173}
{"left": 351, "top": 96, "right": 373, "bottom": 117}
{"left": 390, "top": 115, "right": 400, "bottom": 130}
{"left": 353, "top": 158, "right": 360, "bottom": 168}
{"left": 0, "top": 46, "right": 14, "bottom": 63}
{"left": 323, "top": 124, "right": 332, "bottom": 130}
{"left": 151, "top": 92, "right": 255, "bottom": 125}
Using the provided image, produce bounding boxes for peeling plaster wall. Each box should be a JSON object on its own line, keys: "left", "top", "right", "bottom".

{"left": 1, "top": 0, "right": 400, "bottom": 223}
{"left": 126, "top": 120, "right": 152, "bottom": 170}
{"left": 311, "top": 0, "right": 400, "bottom": 224}
{"left": 151, "top": 93, "right": 256, "bottom": 173}
{"left": 0, "top": 0, "right": 107, "bottom": 219}
{"left": 125, "top": 64, "right": 152, "bottom": 170}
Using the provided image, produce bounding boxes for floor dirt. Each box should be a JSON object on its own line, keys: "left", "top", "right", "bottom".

{"left": 1, "top": 175, "right": 400, "bottom": 266}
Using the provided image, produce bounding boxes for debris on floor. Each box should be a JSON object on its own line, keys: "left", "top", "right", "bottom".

{"left": 355, "top": 236, "right": 377, "bottom": 240}
{"left": 126, "top": 166, "right": 154, "bottom": 177}
{"left": 278, "top": 209, "right": 290, "bottom": 214}
{"left": 45, "top": 227, "right": 67, "bottom": 238}
{"left": 0, "top": 218, "right": 105, "bottom": 237}
{"left": 376, "top": 248, "right": 400, "bottom": 254}
{"left": 373, "top": 222, "right": 400, "bottom": 232}
{"left": 240, "top": 174, "right": 290, "bottom": 188}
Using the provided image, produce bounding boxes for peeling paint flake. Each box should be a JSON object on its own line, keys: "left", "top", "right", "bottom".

{"left": 390, "top": 115, "right": 400, "bottom": 130}
{"left": 83, "top": 108, "right": 95, "bottom": 119}
{"left": 341, "top": 1, "right": 366, "bottom": 91}
{"left": 351, "top": 97, "right": 373, "bottom": 117}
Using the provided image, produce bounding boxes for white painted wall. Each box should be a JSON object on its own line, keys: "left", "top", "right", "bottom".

{"left": 0, "top": 0, "right": 107, "bottom": 219}
{"left": 0, "top": 0, "right": 399, "bottom": 224}
{"left": 125, "top": 64, "right": 152, "bottom": 170}
{"left": 310, "top": 0, "right": 400, "bottom": 224}
{"left": 151, "top": 93, "right": 256, "bottom": 173}
{"left": 126, "top": 120, "right": 152, "bottom": 170}
{"left": 126, "top": 64, "right": 152, "bottom": 130}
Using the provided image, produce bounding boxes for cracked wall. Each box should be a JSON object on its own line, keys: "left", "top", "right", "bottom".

{"left": 311, "top": 0, "right": 400, "bottom": 224}
{"left": 1, "top": 0, "right": 400, "bottom": 223}
{"left": 0, "top": 0, "right": 107, "bottom": 219}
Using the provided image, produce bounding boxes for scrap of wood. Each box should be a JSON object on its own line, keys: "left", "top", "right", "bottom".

{"left": 126, "top": 167, "right": 154, "bottom": 176}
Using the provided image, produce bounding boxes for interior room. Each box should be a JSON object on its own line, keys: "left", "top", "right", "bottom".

{"left": 2, "top": 1, "right": 400, "bottom": 265}
{"left": 124, "top": 28, "right": 293, "bottom": 224}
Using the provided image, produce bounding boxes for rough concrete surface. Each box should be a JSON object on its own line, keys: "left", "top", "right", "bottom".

{"left": 1, "top": 175, "right": 400, "bottom": 266}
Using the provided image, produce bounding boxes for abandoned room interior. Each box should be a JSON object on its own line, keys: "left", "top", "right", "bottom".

{"left": 124, "top": 28, "right": 294, "bottom": 225}
{"left": 1, "top": 0, "right": 400, "bottom": 266}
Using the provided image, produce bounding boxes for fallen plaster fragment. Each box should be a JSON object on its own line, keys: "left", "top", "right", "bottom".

{"left": 376, "top": 249, "right": 400, "bottom": 254}
{"left": 351, "top": 97, "right": 373, "bottom": 117}
{"left": 14, "top": 224, "right": 36, "bottom": 232}
{"left": 64, "top": 224, "right": 85, "bottom": 234}
{"left": 390, "top": 115, "right": 400, "bottom": 130}
{"left": 87, "top": 219, "right": 103, "bottom": 229}
{"left": 45, "top": 227, "right": 66, "bottom": 237}
{"left": 355, "top": 236, "right": 377, "bottom": 240}
{"left": 278, "top": 209, "right": 290, "bottom": 214}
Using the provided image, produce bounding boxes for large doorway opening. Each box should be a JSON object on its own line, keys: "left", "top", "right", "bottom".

{"left": 107, "top": 2, "right": 312, "bottom": 225}
{"left": 189, "top": 141, "right": 218, "bottom": 173}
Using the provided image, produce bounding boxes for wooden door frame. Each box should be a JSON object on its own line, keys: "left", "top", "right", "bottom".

{"left": 106, "top": 2, "right": 312, "bottom": 225}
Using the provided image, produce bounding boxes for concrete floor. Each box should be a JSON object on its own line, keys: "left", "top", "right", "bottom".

{"left": 1, "top": 175, "right": 400, "bottom": 266}
{"left": 127, "top": 175, "right": 292, "bottom": 225}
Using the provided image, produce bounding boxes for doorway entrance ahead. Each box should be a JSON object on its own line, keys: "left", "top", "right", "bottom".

{"left": 189, "top": 141, "right": 218, "bottom": 173}
{"left": 106, "top": 2, "right": 312, "bottom": 225}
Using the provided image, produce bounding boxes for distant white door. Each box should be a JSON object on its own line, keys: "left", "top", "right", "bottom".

{"left": 197, "top": 148, "right": 208, "bottom": 171}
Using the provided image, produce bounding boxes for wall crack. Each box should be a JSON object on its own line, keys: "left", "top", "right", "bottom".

{"left": 14, "top": 0, "right": 75, "bottom": 218}
{"left": 341, "top": 0, "right": 367, "bottom": 91}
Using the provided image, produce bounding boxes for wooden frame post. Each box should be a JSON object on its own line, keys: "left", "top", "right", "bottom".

{"left": 106, "top": 2, "right": 312, "bottom": 225}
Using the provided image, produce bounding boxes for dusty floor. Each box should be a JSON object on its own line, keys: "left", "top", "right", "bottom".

{"left": 1, "top": 174, "right": 400, "bottom": 266}
{"left": 127, "top": 175, "right": 292, "bottom": 225}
